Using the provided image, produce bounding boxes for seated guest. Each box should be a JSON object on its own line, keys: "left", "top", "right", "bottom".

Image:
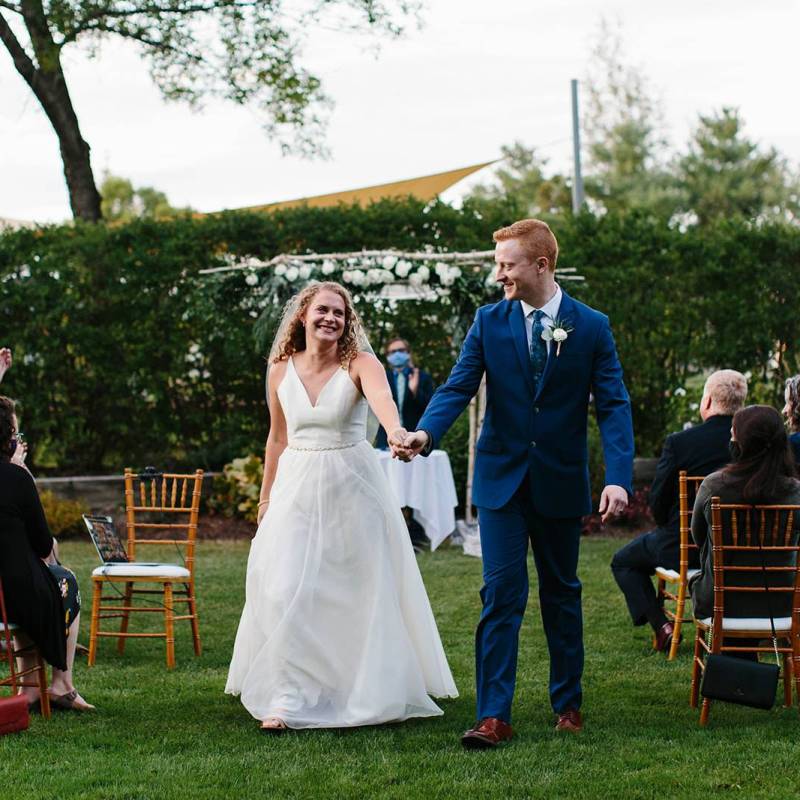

{"left": 0, "top": 347, "right": 11, "bottom": 383}
{"left": 690, "top": 405, "right": 800, "bottom": 631}
{"left": 611, "top": 369, "right": 748, "bottom": 652}
{"left": 375, "top": 338, "right": 434, "bottom": 449}
{"left": 0, "top": 396, "right": 94, "bottom": 711}
{"left": 782, "top": 375, "right": 800, "bottom": 465}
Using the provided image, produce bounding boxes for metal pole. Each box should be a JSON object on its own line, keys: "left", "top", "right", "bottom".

{"left": 570, "top": 78, "right": 585, "bottom": 213}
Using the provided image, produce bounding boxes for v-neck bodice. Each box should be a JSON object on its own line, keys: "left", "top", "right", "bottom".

{"left": 278, "top": 357, "right": 367, "bottom": 449}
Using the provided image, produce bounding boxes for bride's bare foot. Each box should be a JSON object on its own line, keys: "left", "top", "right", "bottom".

{"left": 260, "top": 717, "right": 288, "bottom": 734}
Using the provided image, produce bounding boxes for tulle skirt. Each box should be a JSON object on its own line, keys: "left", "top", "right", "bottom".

{"left": 225, "top": 441, "right": 457, "bottom": 728}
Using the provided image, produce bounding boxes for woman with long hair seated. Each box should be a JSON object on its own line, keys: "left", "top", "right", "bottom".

{"left": 0, "top": 395, "right": 94, "bottom": 711}
{"left": 690, "top": 405, "right": 800, "bottom": 636}
{"left": 782, "top": 375, "right": 800, "bottom": 466}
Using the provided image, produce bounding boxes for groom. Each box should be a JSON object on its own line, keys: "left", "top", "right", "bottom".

{"left": 398, "top": 219, "right": 634, "bottom": 747}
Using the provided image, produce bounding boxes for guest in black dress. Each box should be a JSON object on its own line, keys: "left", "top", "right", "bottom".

{"left": 0, "top": 395, "right": 93, "bottom": 711}
{"left": 782, "top": 375, "right": 800, "bottom": 466}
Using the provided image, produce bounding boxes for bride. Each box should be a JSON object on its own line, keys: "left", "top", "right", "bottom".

{"left": 225, "top": 281, "right": 457, "bottom": 732}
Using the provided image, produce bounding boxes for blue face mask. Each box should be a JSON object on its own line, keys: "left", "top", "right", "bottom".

{"left": 387, "top": 351, "right": 411, "bottom": 369}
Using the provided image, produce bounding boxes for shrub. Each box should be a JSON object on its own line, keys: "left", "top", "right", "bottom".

{"left": 208, "top": 455, "right": 264, "bottom": 522}
{"left": 39, "top": 490, "right": 89, "bottom": 539}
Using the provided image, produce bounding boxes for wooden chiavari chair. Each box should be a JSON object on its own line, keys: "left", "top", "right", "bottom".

{"left": 690, "top": 499, "right": 800, "bottom": 725}
{"left": 88, "top": 469, "right": 203, "bottom": 669}
{"left": 0, "top": 578, "right": 51, "bottom": 718}
{"left": 654, "top": 471, "right": 704, "bottom": 659}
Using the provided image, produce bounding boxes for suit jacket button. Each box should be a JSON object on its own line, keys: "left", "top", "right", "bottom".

{"left": 530, "top": 441, "right": 536, "bottom": 447}
{"left": 534, "top": 406, "right": 540, "bottom": 413}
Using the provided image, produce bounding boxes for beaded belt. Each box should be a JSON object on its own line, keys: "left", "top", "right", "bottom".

{"left": 286, "top": 441, "right": 361, "bottom": 452}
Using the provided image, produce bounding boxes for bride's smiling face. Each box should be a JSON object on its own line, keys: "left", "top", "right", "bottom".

{"left": 303, "top": 289, "right": 347, "bottom": 345}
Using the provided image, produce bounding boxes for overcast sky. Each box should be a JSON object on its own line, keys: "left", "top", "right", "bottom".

{"left": 2, "top": 0, "right": 798, "bottom": 222}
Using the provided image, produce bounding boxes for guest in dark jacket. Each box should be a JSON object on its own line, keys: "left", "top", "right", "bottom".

{"left": 611, "top": 370, "right": 748, "bottom": 652}
{"left": 0, "top": 396, "right": 94, "bottom": 711}
{"left": 690, "top": 405, "right": 800, "bottom": 623}
{"left": 782, "top": 375, "right": 800, "bottom": 466}
{"left": 375, "top": 338, "right": 434, "bottom": 449}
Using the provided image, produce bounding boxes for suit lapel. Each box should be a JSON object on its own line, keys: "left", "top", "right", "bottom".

{"left": 534, "top": 290, "right": 576, "bottom": 402}
{"left": 508, "top": 301, "right": 536, "bottom": 397}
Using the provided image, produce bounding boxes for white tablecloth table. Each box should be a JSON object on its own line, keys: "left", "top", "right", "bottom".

{"left": 374, "top": 449, "right": 458, "bottom": 551}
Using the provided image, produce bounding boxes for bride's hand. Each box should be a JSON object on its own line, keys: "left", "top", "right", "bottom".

{"left": 257, "top": 499, "right": 270, "bottom": 525}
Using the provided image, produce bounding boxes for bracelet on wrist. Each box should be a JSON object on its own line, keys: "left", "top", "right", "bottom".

{"left": 258, "top": 499, "right": 270, "bottom": 507}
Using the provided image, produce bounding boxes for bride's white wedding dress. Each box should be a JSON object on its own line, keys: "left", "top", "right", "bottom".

{"left": 225, "top": 357, "right": 457, "bottom": 728}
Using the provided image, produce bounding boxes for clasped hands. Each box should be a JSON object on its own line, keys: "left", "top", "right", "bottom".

{"left": 388, "top": 428, "right": 428, "bottom": 462}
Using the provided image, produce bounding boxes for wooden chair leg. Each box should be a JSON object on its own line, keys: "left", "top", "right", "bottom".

{"left": 6, "top": 635, "right": 19, "bottom": 693}
{"left": 669, "top": 583, "right": 687, "bottom": 661}
{"left": 35, "top": 651, "right": 51, "bottom": 719}
{"left": 793, "top": 636, "right": 800, "bottom": 713}
{"left": 187, "top": 583, "right": 201, "bottom": 657}
{"left": 164, "top": 583, "right": 175, "bottom": 669}
{"left": 88, "top": 579, "right": 102, "bottom": 667}
{"left": 689, "top": 630, "right": 702, "bottom": 709}
{"left": 117, "top": 582, "right": 134, "bottom": 654}
{"left": 699, "top": 696, "right": 711, "bottom": 726}
{"left": 783, "top": 652, "right": 793, "bottom": 708}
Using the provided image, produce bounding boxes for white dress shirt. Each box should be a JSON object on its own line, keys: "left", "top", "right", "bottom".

{"left": 521, "top": 284, "right": 562, "bottom": 355}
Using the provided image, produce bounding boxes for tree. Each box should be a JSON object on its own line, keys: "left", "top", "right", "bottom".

{"left": 466, "top": 141, "right": 572, "bottom": 219}
{"left": 676, "top": 107, "right": 800, "bottom": 225}
{"left": 582, "top": 20, "right": 678, "bottom": 217}
{"left": 100, "top": 172, "right": 190, "bottom": 221}
{"left": 0, "top": 1, "right": 419, "bottom": 222}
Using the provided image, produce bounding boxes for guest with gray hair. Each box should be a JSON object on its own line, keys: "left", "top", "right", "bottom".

{"left": 611, "top": 369, "right": 748, "bottom": 653}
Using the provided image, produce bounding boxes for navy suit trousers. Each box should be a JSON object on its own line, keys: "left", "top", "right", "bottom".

{"left": 476, "top": 474, "right": 583, "bottom": 722}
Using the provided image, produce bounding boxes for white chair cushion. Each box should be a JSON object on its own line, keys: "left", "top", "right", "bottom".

{"left": 697, "top": 616, "right": 793, "bottom": 632}
{"left": 0, "top": 622, "right": 19, "bottom": 632}
{"left": 92, "top": 563, "right": 190, "bottom": 579}
{"left": 655, "top": 567, "right": 700, "bottom": 582}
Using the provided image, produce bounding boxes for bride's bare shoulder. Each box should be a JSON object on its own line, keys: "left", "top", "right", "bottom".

{"left": 267, "top": 359, "right": 289, "bottom": 389}
{"left": 349, "top": 351, "right": 382, "bottom": 374}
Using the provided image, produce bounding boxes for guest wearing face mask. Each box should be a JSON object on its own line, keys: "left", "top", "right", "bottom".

{"left": 375, "top": 338, "right": 434, "bottom": 450}
{"left": 375, "top": 338, "right": 435, "bottom": 551}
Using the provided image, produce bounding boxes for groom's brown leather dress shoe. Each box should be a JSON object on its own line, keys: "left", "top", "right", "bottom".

{"left": 653, "top": 621, "right": 676, "bottom": 653}
{"left": 461, "top": 717, "right": 513, "bottom": 749}
{"left": 555, "top": 710, "right": 583, "bottom": 733}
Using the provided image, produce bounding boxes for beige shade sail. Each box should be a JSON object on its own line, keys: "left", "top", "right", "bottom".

{"left": 222, "top": 161, "right": 497, "bottom": 213}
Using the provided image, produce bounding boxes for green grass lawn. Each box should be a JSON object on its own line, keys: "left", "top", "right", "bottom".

{"left": 2, "top": 538, "right": 799, "bottom": 800}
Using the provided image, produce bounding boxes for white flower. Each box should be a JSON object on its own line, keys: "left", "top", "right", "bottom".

{"left": 417, "top": 265, "right": 430, "bottom": 282}
{"left": 408, "top": 272, "right": 424, "bottom": 288}
{"left": 299, "top": 264, "right": 312, "bottom": 280}
{"left": 245, "top": 272, "right": 259, "bottom": 286}
{"left": 342, "top": 270, "right": 353, "bottom": 283}
{"left": 540, "top": 327, "right": 554, "bottom": 342}
{"left": 434, "top": 261, "right": 449, "bottom": 278}
{"left": 322, "top": 259, "right": 336, "bottom": 275}
{"left": 367, "top": 268, "right": 383, "bottom": 285}
{"left": 187, "top": 369, "right": 200, "bottom": 380}
{"left": 395, "top": 260, "right": 412, "bottom": 278}
{"left": 382, "top": 255, "right": 397, "bottom": 270}
{"left": 285, "top": 266, "right": 299, "bottom": 282}
{"left": 448, "top": 265, "right": 461, "bottom": 281}
{"left": 274, "top": 264, "right": 287, "bottom": 276}
{"left": 350, "top": 269, "right": 366, "bottom": 286}
{"left": 552, "top": 328, "right": 568, "bottom": 343}
{"left": 674, "top": 387, "right": 687, "bottom": 397}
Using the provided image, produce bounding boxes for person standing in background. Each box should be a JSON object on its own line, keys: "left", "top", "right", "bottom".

{"left": 376, "top": 338, "right": 435, "bottom": 551}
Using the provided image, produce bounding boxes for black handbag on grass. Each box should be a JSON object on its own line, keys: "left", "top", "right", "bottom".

{"left": 700, "top": 531, "right": 781, "bottom": 710}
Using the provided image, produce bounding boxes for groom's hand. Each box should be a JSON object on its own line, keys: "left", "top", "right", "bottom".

{"left": 396, "top": 430, "right": 429, "bottom": 462}
{"left": 599, "top": 485, "right": 628, "bottom": 522}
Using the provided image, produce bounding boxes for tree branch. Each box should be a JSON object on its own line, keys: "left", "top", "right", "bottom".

{"left": 0, "top": 9, "right": 39, "bottom": 87}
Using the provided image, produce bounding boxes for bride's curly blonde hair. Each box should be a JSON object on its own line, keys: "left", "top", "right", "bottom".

{"left": 270, "top": 282, "right": 364, "bottom": 366}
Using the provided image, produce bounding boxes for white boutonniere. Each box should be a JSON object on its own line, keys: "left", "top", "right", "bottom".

{"left": 540, "top": 316, "right": 574, "bottom": 357}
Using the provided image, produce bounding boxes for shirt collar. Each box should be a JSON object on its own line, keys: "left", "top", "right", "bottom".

{"left": 521, "top": 284, "right": 562, "bottom": 322}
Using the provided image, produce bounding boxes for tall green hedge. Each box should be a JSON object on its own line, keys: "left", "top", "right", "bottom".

{"left": 2, "top": 200, "right": 798, "bottom": 486}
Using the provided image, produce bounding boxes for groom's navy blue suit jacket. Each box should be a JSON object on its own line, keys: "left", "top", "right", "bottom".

{"left": 418, "top": 291, "right": 634, "bottom": 517}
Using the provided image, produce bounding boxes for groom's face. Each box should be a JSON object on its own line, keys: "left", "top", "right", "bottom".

{"left": 494, "top": 238, "right": 542, "bottom": 301}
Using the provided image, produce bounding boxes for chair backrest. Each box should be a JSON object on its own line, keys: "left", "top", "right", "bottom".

{"left": 124, "top": 469, "right": 204, "bottom": 576}
{"left": 709, "top": 498, "right": 800, "bottom": 625}
{"left": 678, "top": 471, "right": 706, "bottom": 566}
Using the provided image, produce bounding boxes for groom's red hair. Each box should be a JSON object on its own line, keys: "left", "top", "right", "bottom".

{"left": 493, "top": 219, "right": 559, "bottom": 271}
